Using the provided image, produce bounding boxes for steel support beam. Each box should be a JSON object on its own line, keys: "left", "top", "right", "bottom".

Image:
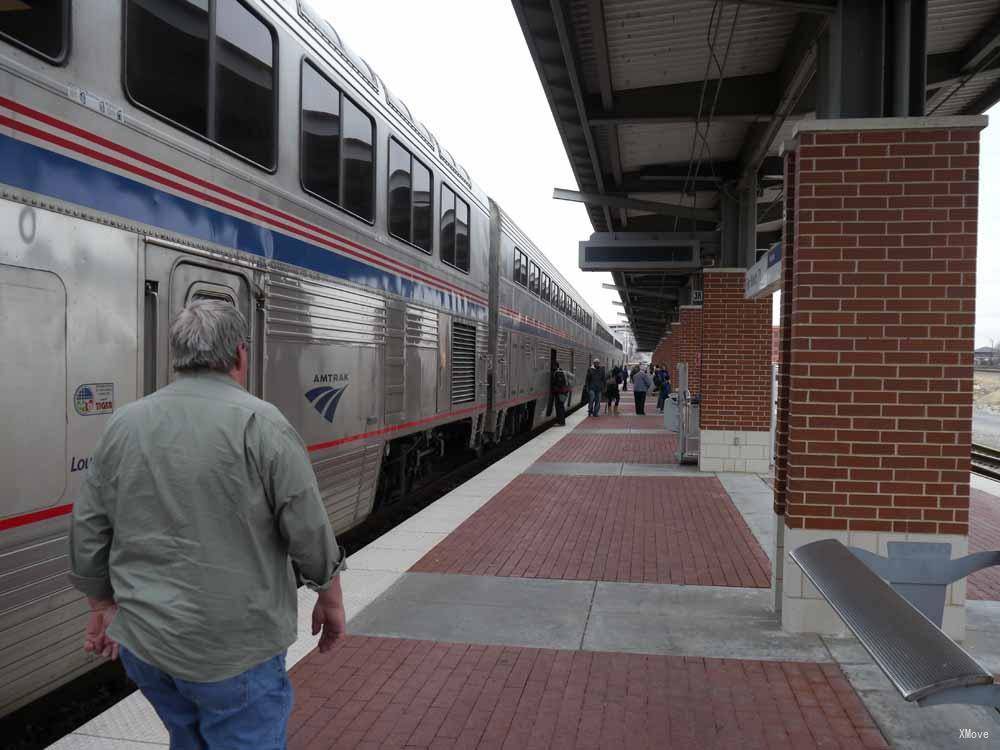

{"left": 738, "top": 0, "right": 837, "bottom": 11}
{"left": 553, "top": 188, "right": 720, "bottom": 222}
{"left": 587, "top": 0, "right": 626, "bottom": 227}
{"left": 929, "top": 9, "right": 1000, "bottom": 113}
{"left": 738, "top": 183, "right": 758, "bottom": 269}
{"left": 818, "top": 0, "right": 887, "bottom": 118}
{"left": 603, "top": 284, "right": 680, "bottom": 302}
{"left": 719, "top": 188, "right": 741, "bottom": 268}
{"left": 887, "top": 0, "right": 927, "bottom": 116}
{"left": 585, "top": 74, "right": 779, "bottom": 126}
{"left": 738, "top": 13, "right": 829, "bottom": 189}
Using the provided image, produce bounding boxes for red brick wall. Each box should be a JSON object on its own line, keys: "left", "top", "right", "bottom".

{"left": 701, "top": 271, "right": 772, "bottom": 431}
{"left": 785, "top": 124, "right": 981, "bottom": 535}
{"left": 676, "top": 307, "right": 703, "bottom": 393}
{"left": 772, "top": 327, "right": 781, "bottom": 364}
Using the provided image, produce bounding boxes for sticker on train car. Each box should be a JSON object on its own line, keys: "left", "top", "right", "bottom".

{"left": 73, "top": 382, "right": 114, "bottom": 416}
{"left": 305, "top": 383, "right": 348, "bottom": 423}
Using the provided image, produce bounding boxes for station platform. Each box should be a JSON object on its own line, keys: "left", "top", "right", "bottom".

{"left": 50, "top": 407, "right": 1000, "bottom": 749}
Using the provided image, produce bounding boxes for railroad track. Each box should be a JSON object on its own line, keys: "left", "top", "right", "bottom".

{"left": 972, "top": 443, "right": 1000, "bottom": 481}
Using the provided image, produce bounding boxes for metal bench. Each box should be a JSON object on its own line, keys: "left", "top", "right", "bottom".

{"left": 791, "top": 539, "right": 1000, "bottom": 707}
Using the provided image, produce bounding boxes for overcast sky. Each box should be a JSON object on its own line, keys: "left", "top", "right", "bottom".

{"left": 316, "top": 0, "right": 999, "bottom": 349}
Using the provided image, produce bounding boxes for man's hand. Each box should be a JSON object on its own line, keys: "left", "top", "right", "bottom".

{"left": 311, "top": 578, "right": 346, "bottom": 653}
{"left": 84, "top": 598, "right": 119, "bottom": 660}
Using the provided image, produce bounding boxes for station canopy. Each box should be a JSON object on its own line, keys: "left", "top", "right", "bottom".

{"left": 513, "top": 0, "right": 1000, "bottom": 350}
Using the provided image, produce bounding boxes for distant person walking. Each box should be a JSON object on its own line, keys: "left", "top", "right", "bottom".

{"left": 605, "top": 375, "right": 620, "bottom": 416}
{"left": 656, "top": 366, "right": 671, "bottom": 413}
{"left": 585, "top": 358, "right": 607, "bottom": 417}
{"left": 69, "top": 300, "right": 347, "bottom": 750}
{"left": 632, "top": 363, "right": 653, "bottom": 415}
{"left": 550, "top": 361, "right": 571, "bottom": 426}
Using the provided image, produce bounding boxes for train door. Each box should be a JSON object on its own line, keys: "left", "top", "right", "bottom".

{"left": 143, "top": 241, "right": 260, "bottom": 396}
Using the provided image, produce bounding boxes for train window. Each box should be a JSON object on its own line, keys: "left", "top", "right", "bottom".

{"left": 388, "top": 138, "right": 432, "bottom": 253}
{"left": 528, "top": 262, "right": 540, "bottom": 296}
{"left": 440, "top": 185, "right": 455, "bottom": 266}
{"left": 441, "top": 184, "right": 470, "bottom": 272}
{"left": 0, "top": 0, "right": 68, "bottom": 63}
{"left": 388, "top": 140, "right": 411, "bottom": 242}
{"left": 125, "top": 0, "right": 276, "bottom": 170}
{"left": 214, "top": 0, "right": 275, "bottom": 168}
{"left": 301, "top": 60, "right": 375, "bottom": 222}
{"left": 342, "top": 97, "right": 375, "bottom": 219}
{"left": 541, "top": 273, "right": 551, "bottom": 303}
{"left": 513, "top": 248, "right": 528, "bottom": 287}
{"left": 413, "top": 155, "right": 432, "bottom": 252}
{"left": 455, "top": 199, "right": 469, "bottom": 272}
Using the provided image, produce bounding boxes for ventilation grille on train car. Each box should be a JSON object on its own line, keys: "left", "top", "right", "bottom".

{"left": 451, "top": 322, "right": 476, "bottom": 404}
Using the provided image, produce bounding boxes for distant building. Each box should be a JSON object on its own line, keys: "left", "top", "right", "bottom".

{"left": 975, "top": 346, "right": 998, "bottom": 367}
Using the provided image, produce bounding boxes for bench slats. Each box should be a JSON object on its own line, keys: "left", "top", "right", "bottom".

{"left": 791, "top": 539, "right": 992, "bottom": 702}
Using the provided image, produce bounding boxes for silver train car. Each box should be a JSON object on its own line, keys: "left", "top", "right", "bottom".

{"left": 0, "top": 0, "right": 623, "bottom": 716}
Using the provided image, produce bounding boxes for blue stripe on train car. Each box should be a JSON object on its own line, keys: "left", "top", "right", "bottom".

{"left": 0, "top": 133, "right": 487, "bottom": 321}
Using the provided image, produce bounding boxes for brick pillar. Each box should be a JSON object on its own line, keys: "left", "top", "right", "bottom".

{"left": 677, "top": 306, "right": 703, "bottom": 393}
{"left": 780, "top": 117, "right": 984, "bottom": 640}
{"left": 699, "top": 270, "right": 772, "bottom": 473}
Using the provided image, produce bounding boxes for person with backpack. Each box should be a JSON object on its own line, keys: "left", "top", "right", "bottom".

{"left": 604, "top": 373, "right": 620, "bottom": 416}
{"left": 584, "top": 358, "right": 607, "bottom": 417}
{"left": 632, "top": 364, "right": 653, "bottom": 415}
{"left": 550, "top": 361, "right": 571, "bottom": 426}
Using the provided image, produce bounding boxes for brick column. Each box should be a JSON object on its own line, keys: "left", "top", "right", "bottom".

{"left": 676, "top": 306, "right": 703, "bottom": 393}
{"left": 780, "top": 117, "right": 984, "bottom": 639}
{"left": 699, "top": 270, "right": 772, "bottom": 473}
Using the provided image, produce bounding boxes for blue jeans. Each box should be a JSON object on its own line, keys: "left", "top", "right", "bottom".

{"left": 120, "top": 646, "right": 292, "bottom": 750}
{"left": 588, "top": 387, "right": 602, "bottom": 415}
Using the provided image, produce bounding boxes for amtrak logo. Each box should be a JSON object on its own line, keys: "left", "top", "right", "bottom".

{"left": 305, "top": 383, "right": 348, "bottom": 423}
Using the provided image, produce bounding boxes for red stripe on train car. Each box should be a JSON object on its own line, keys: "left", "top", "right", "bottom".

{"left": 1, "top": 397, "right": 552, "bottom": 530}
{"left": 0, "top": 97, "right": 487, "bottom": 308}
{"left": 0, "top": 503, "right": 74, "bottom": 531}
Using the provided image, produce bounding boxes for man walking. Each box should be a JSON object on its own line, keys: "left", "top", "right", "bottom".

{"left": 584, "top": 358, "right": 606, "bottom": 417}
{"left": 632, "top": 363, "right": 653, "bottom": 415}
{"left": 69, "top": 300, "right": 347, "bottom": 749}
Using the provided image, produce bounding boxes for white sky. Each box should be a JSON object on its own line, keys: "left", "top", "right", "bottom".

{"left": 316, "top": 0, "right": 999, "bottom": 349}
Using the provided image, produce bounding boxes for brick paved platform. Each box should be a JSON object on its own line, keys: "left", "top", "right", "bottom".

{"left": 287, "top": 636, "right": 888, "bottom": 750}
{"left": 538, "top": 434, "right": 678, "bottom": 464}
{"left": 970, "top": 488, "right": 1000, "bottom": 600}
{"left": 410, "top": 475, "right": 771, "bottom": 586}
{"left": 572, "top": 415, "right": 665, "bottom": 431}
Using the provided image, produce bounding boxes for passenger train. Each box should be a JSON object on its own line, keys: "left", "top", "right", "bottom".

{"left": 0, "top": 0, "right": 623, "bottom": 716}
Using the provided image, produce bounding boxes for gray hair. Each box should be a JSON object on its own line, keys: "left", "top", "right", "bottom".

{"left": 170, "top": 300, "right": 246, "bottom": 373}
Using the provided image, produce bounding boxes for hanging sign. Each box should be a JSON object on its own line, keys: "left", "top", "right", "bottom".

{"left": 745, "top": 242, "right": 782, "bottom": 299}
